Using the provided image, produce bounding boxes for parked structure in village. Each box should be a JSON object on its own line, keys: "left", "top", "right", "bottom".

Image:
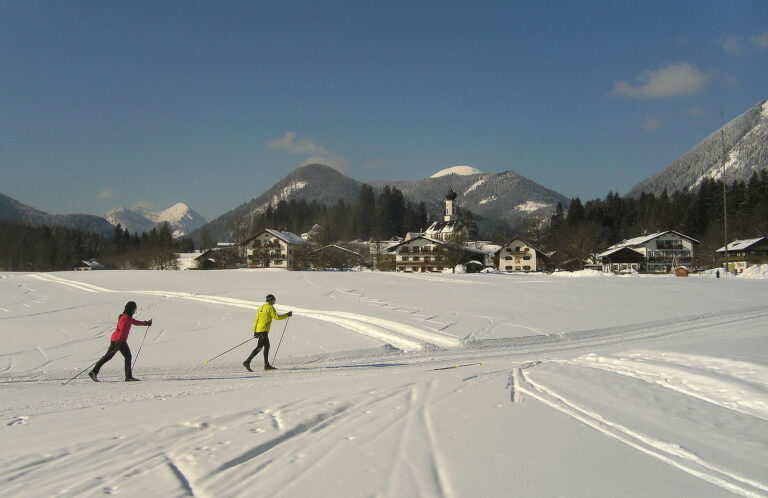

{"left": 601, "top": 231, "right": 698, "bottom": 273}
{"left": 717, "top": 237, "right": 768, "bottom": 273}
{"left": 493, "top": 238, "right": 548, "bottom": 272}
{"left": 241, "top": 229, "right": 309, "bottom": 269}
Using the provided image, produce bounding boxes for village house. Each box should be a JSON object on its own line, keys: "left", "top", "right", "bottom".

{"left": 388, "top": 236, "right": 451, "bottom": 273}
{"left": 597, "top": 246, "right": 644, "bottom": 273}
{"left": 717, "top": 237, "right": 768, "bottom": 273}
{"left": 73, "top": 260, "right": 105, "bottom": 271}
{"left": 241, "top": 229, "right": 310, "bottom": 270}
{"left": 603, "top": 231, "right": 698, "bottom": 273}
{"left": 494, "top": 238, "right": 548, "bottom": 272}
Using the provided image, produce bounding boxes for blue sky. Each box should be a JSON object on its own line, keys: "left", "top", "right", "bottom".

{"left": 1, "top": 0, "right": 766, "bottom": 220}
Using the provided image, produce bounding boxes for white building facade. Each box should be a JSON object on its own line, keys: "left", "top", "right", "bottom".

{"left": 606, "top": 231, "right": 698, "bottom": 273}
{"left": 242, "top": 229, "right": 309, "bottom": 270}
{"left": 389, "top": 236, "right": 450, "bottom": 273}
{"left": 494, "top": 238, "right": 547, "bottom": 272}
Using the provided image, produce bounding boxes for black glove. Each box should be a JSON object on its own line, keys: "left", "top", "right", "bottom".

{"left": 147, "top": 319, "right": 153, "bottom": 326}
{"left": 287, "top": 311, "right": 293, "bottom": 317}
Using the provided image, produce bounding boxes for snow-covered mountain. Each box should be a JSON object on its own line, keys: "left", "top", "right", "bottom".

{"left": 196, "top": 163, "right": 569, "bottom": 243}
{"left": 629, "top": 99, "right": 768, "bottom": 197}
{"left": 430, "top": 165, "right": 485, "bottom": 178}
{"left": 369, "top": 169, "right": 569, "bottom": 230}
{"left": 106, "top": 206, "right": 156, "bottom": 234}
{"left": 106, "top": 203, "right": 207, "bottom": 238}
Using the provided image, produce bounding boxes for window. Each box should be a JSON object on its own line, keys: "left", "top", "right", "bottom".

{"left": 523, "top": 255, "right": 531, "bottom": 260}
{"left": 402, "top": 257, "right": 409, "bottom": 261}
{"left": 523, "top": 265, "right": 531, "bottom": 270}
{"left": 515, "top": 266, "right": 521, "bottom": 270}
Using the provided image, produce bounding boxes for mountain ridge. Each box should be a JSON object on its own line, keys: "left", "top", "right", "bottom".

{"left": 628, "top": 99, "right": 768, "bottom": 197}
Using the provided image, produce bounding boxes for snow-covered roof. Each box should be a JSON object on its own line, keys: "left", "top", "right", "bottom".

{"left": 608, "top": 230, "right": 699, "bottom": 250}
{"left": 493, "top": 238, "right": 546, "bottom": 256}
{"left": 309, "top": 244, "right": 362, "bottom": 257}
{"left": 243, "top": 229, "right": 309, "bottom": 245}
{"left": 387, "top": 236, "right": 447, "bottom": 252}
{"left": 598, "top": 247, "right": 645, "bottom": 258}
{"left": 716, "top": 237, "right": 766, "bottom": 252}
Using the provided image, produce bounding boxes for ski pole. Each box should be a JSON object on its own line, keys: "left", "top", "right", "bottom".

{"left": 132, "top": 324, "right": 151, "bottom": 371}
{"left": 205, "top": 337, "right": 254, "bottom": 364}
{"left": 62, "top": 361, "right": 98, "bottom": 386}
{"left": 271, "top": 317, "right": 290, "bottom": 366}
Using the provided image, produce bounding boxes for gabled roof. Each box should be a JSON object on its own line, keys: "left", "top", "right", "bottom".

{"left": 493, "top": 237, "right": 547, "bottom": 257}
{"left": 387, "top": 236, "right": 446, "bottom": 252}
{"left": 608, "top": 230, "right": 699, "bottom": 250}
{"left": 241, "top": 229, "right": 309, "bottom": 246}
{"left": 716, "top": 237, "right": 767, "bottom": 252}
{"left": 309, "top": 244, "right": 363, "bottom": 257}
{"left": 598, "top": 246, "right": 645, "bottom": 258}
{"left": 74, "top": 260, "right": 105, "bottom": 269}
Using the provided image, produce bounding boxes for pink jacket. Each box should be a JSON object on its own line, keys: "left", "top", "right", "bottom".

{"left": 111, "top": 314, "right": 150, "bottom": 342}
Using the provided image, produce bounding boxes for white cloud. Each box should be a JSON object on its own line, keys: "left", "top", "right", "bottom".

{"left": 751, "top": 31, "right": 768, "bottom": 49}
{"left": 642, "top": 117, "right": 664, "bottom": 132}
{"left": 613, "top": 63, "right": 707, "bottom": 99}
{"left": 266, "top": 132, "right": 349, "bottom": 173}
{"left": 684, "top": 106, "right": 707, "bottom": 117}
{"left": 131, "top": 200, "right": 154, "bottom": 212}
{"left": 719, "top": 35, "right": 743, "bottom": 55}
{"left": 96, "top": 188, "right": 112, "bottom": 200}
{"left": 265, "top": 132, "right": 330, "bottom": 156}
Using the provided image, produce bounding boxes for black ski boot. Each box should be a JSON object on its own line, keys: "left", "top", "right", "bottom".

{"left": 243, "top": 361, "right": 253, "bottom": 372}
{"left": 88, "top": 371, "right": 99, "bottom": 382}
{"left": 264, "top": 362, "right": 277, "bottom": 371}
{"left": 125, "top": 376, "right": 141, "bottom": 382}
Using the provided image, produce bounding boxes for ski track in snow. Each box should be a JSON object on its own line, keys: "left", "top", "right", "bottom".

{"left": 564, "top": 351, "right": 768, "bottom": 421}
{"left": 5, "top": 272, "right": 768, "bottom": 496}
{"left": 512, "top": 363, "right": 768, "bottom": 498}
{"left": 25, "top": 273, "right": 461, "bottom": 352}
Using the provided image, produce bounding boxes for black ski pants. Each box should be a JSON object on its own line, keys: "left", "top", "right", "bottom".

{"left": 245, "top": 332, "right": 270, "bottom": 364}
{"left": 93, "top": 341, "right": 132, "bottom": 379}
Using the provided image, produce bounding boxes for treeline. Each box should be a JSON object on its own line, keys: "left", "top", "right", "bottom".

{"left": 223, "top": 184, "right": 479, "bottom": 246}
{"left": 0, "top": 221, "right": 193, "bottom": 271}
{"left": 541, "top": 171, "right": 768, "bottom": 267}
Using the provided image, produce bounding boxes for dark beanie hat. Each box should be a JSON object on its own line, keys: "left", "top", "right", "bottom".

{"left": 266, "top": 294, "right": 275, "bottom": 301}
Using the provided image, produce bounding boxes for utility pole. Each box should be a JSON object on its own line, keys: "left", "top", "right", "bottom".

{"left": 721, "top": 111, "right": 728, "bottom": 271}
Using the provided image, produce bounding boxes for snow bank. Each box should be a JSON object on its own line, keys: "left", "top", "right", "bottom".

{"left": 739, "top": 264, "right": 768, "bottom": 278}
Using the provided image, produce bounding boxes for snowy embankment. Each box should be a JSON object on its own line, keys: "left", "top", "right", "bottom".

{"left": 1, "top": 270, "right": 767, "bottom": 497}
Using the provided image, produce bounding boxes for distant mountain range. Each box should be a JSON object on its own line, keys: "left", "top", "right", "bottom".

{"left": 193, "top": 163, "right": 570, "bottom": 242}
{"left": 0, "top": 192, "right": 116, "bottom": 237}
{"left": 4, "top": 99, "right": 765, "bottom": 243}
{"left": 106, "top": 203, "right": 207, "bottom": 238}
{"left": 629, "top": 99, "right": 768, "bottom": 197}
{"left": 0, "top": 193, "right": 206, "bottom": 238}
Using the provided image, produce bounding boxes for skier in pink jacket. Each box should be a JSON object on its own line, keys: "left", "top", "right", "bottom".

{"left": 89, "top": 301, "right": 152, "bottom": 382}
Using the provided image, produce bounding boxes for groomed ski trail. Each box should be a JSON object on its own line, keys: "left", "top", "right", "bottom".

{"left": 27, "top": 273, "right": 460, "bottom": 352}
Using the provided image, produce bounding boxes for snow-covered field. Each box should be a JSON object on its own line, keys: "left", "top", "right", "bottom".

{"left": 1, "top": 270, "right": 767, "bottom": 497}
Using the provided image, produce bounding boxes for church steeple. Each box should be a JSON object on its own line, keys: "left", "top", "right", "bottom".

{"left": 444, "top": 187, "right": 457, "bottom": 222}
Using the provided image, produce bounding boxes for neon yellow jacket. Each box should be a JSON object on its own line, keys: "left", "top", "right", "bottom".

{"left": 253, "top": 302, "right": 288, "bottom": 333}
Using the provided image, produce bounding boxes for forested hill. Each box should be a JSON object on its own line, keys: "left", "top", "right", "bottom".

{"left": 0, "top": 192, "right": 115, "bottom": 237}
{"left": 629, "top": 99, "right": 768, "bottom": 198}
{"left": 191, "top": 164, "right": 362, "bottom": 243}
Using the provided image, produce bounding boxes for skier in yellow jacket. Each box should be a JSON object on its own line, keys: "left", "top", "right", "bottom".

{"left": 243, "top": 294, "right": 292, "bottom": 371}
